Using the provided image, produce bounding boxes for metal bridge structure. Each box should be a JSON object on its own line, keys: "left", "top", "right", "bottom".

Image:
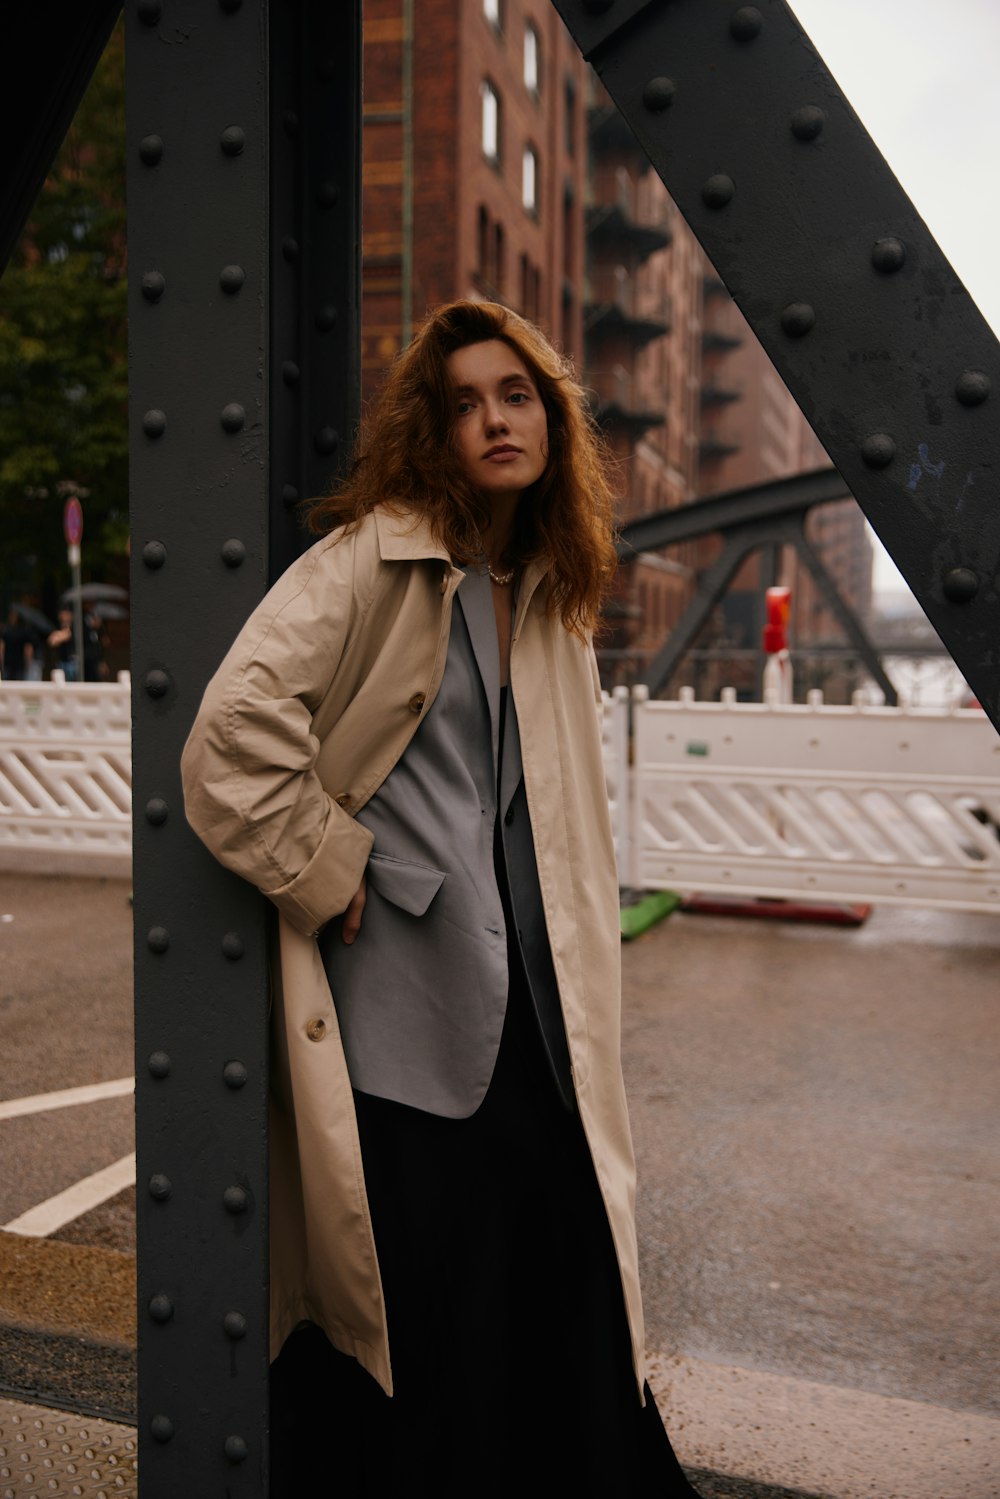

{"left": 616, "top": 465, "right": 902, "bottom": 702}
{"left": 4, "top": 1, "right": 1000, "bottom": 1493}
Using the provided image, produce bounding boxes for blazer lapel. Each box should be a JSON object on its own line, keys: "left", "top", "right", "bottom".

{"left": 455, "top": 566, "right": 500, "bottom": 778}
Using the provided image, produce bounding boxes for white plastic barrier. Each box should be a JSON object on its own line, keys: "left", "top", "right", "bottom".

{"left": 626, "top": 685, "right": 1000, "bottom": 913}
{"left": 0, "top": 678, "right": 132, "bottom": 875}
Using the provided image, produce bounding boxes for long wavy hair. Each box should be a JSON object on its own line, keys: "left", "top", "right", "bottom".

{"left": 308, "top": 300, "right": 618, "bottom": 635}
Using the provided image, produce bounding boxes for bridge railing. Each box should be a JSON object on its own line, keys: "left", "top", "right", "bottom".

{"left": 614, "top": 685, "right": 1000, "bottom": 914}
{"left": 0, "top": 676, "right": 132, "bottom": 875}
{"left": 4, "top": 676, "right": 999, "bottom": 913}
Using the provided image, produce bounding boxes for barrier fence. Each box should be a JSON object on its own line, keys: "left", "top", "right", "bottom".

{"left": 0, "top": 676, "right": 132, "bottom": 875}
{"left": 2, "top": 678, "right": 999, "bottom": 912}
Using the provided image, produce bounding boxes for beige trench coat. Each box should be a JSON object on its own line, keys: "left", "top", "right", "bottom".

{"left": 180, "top": 504, "right": 645, "bottom": 1398}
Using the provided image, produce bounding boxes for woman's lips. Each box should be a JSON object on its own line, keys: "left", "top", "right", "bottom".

{"left": 484, "top": 447, "right": 521, "bottom": 463}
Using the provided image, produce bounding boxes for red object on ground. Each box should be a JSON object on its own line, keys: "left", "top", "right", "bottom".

{"left": 762, "top": 585, "right": 791, "bottom": 654}
{"left": 680, "top": 894, "right": 872, "bottom": 927}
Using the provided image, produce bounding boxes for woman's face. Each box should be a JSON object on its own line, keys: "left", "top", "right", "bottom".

{"left": 445, "top": 339, "right": 548, "bottom": 503}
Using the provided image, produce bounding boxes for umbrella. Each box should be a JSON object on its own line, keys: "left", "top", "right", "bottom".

{"left": 60, "top": 583, "right": 129, "bottom": 605}
{"left": 89, "top": 601, "right": 128, "bottom": 621}
{"left": 11, "top": 603, "right": 54, "bottom": 635}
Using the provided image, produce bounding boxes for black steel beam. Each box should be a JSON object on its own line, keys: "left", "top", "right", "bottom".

{"left": 127, "top": 3, "right": 362, "bottom": 1493}
{"left": 553, "top": 0, "right": 1000, "bottom": 735}
{"left": 0, "top": 3, "right": 122, "bottom": 275}
{"left": 617, "top": 465, "right": 848, "bottom": 557}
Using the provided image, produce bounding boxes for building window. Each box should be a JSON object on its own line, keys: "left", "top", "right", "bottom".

{"left": 481, "top": 81, "right": 501, "bottom": 164}
{"left": 478, "top": 205, "right": 491, "bottom": 278}
{"left": 521, "top": 254, "right": 541, "bottom": 321}
{"left": 524, "top": 23, "right": 540, "bottom": 95}
{"left": 564, "top": 77, "right": 576, "bottom": 156}
{"left": 522, "top": 144, "right": 539, "bottom": 214}
{"left": 484, "top": 0, "right": 502, "bottom": 30}
{"left": 494, "top": 221, "right": 505, "bottom": 293}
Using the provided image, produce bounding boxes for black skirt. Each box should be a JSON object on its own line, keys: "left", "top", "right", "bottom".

{"left": 270, "top": 946, "right": 697, "bottom": 1497}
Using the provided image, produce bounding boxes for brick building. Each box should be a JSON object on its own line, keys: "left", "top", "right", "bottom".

{"left": 360, "top": 2, "right": 873, "bottom": 699}
{"left": 361, "top": 0, "right": 587, "bottom": 406}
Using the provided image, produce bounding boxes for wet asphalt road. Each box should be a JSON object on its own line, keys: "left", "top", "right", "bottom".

{"left": 1, "top": 873, "right": 998, "bottom": 1495}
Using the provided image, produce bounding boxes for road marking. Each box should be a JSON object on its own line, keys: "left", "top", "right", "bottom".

{"left": 0, "top": 1077, "right": 134, "bottom": 1120}
{"left": 2, "top": 1154, "right": 136, "bottom": 1237}
{"left": 648, "top": 1350, "right": 1000, "bottom": 1499}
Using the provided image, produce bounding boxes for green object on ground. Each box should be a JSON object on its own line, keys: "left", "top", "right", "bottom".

{"left": 619, "top": 890, "right": 681, "bottom": 940}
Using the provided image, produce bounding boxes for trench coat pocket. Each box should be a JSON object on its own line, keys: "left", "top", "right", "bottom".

{"left": 365, "top": 852, "right": 446, "bottom": 917}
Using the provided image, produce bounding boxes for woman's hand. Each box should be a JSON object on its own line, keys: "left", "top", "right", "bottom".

{"left": 341, "top": 875, "right": 366, "bottom": 944}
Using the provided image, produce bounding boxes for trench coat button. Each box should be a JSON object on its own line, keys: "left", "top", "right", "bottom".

{"left": 408, "top": 692, "right": 426, "bottom": 714}
{"left": 305, "top": 1017, "right": 327, "bottom": 1042}
{"left": 504, "top": 805, "right": 514, "bottom": 826}
{"left": 439, "top": 571, "right": 448, "bottom": 595}
{"left": 334, "top": 792, "right": 350, "bottom": 808}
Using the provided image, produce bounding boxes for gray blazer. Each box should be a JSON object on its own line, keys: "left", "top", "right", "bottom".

{"left": 319, "top": 564, "right": 573, "bottom": 1118}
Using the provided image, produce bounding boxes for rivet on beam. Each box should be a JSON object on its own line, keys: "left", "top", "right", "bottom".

{"left": 221, "top": 540, "right": 246, "bottom": 569}
{"left": 702, "top": 174, "right": 735, "bottom": 209}
{"left": 860, "top": 433, "right": 896, "bottom": 468}
{"left": 150, "top": 1415, "right": 174, "bottom": 1443}
{"left": 141, "top": 271, "right": 165, "bottom": 303}
{"left": 145, "top": 796, "right": 168, "bottom": 824}
{"left": 148, "top": 1294, "right": 174, "bottom": 1323}
{"left": 142, "top": 541, "right": 166, "bottom": 570}
{"left": 315, "top": 427, "right": 340, "bottom": 455}
{"left": 147, "top": 925, "right": 170, "bottom": 953}
{"left": 781, "top": 302, "right": 816, "bottom": 337}
{"left": 282, "top": 485, "right": 300, "bottom": 509}
{"left": 942, "top": 566, "right": 979, "bottom": 602}
{"left": 221, "top": 931, "right": 245, "bottom": 959}
{"left": 730, "top": 6, "right": 763, "bottom": 41}
{"left": 220, "top": 126, "right": 246, "bottom": 157}
{"left": 149, "top": 1174, "right": 172, "bottom": 1201}
{"left": 145, "top": 669, "right": 170, "bottom": 698}
{"left": 223, "top": 1311, "right": 248, "bottom": 1339}
{"left": 224, "top": 1437, "right": 249, "bottom": 1464}
{"left": 139, "top": 135, "right": 163, "bottom": 167}
{"left": 315, "top": 306, "right": 338, "bottom": 333}
{"left": 642, "top": 78, "right": 676, "bottom": 113}
{"left": 955, "top": 370, "right": 991, "bottom": 407}
{"left": 220, "top": 265, "right": 246, "bottom": 295}
{"left": 221, "top": 403, "right": 246, "bottom": 434}
{"left": 148, "top": 1050, "right": 171, "bottom": 1078}
{"left": 223, "top": 1061, "right": 248, "bottom": 1089}
{"left": 871, "top": 237, "right": 906, "bottom": 273}
{"left": 282, "top": 361, "right": 300, "bottom": 387}
{"left": 224, "top": 1185, "right": 250, "bottom": 1214}
{"left": 790, "top": 105, "right": 824, "bottom": 142}
{"left": 137, "top": 0, "right": 162, "bottom": 25}
{"left": 143, "top": 410, "right": 166, "bottom": 439}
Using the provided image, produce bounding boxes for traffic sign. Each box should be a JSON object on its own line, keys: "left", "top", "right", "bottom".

{"left": 63, "top": 497, "right": 83, "bottom": 547}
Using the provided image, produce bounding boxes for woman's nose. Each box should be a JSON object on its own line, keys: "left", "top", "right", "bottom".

{"left": 483, "top": 402, "right": 509, "bottom": 433}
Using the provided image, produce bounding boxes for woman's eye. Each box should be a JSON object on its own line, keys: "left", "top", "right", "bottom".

{"left": 456, "top": 400, "right": 474, "bottom": 415}
{"left": 508, "top": 391, "right": 528, "bottom": 404}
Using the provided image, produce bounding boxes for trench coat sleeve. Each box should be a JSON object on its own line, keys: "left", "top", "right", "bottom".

{"left": 180, "top": 529, "right": 375, "bottom": 938}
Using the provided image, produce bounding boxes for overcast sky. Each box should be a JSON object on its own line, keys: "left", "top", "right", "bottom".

{"left": 786, "top": 0, "right": 1000, "bottom": 592}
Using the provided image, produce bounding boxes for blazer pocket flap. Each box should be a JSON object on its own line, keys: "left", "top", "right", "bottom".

{"left": 366, "top": 853, "right": 446, "bottom": 917}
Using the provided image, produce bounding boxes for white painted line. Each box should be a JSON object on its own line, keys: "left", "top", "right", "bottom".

{"left": 0, "top": 1077, "right": 134, "bottom": 1121}
{"left": 648, "top": 1350, "right": 1000, "bottom": 1499}
{"left": 2, "top": 1153, "right": 136, "bottom": 1237}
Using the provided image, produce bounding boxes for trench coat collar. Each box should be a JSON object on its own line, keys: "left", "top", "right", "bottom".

{"left": 372, "top": 502, "right": 551, "bottom": 633}
{"left": 373, "top": 504, "right": 451, "bottom": 562}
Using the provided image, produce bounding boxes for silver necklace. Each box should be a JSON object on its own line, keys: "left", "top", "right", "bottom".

{"left": 487, "top": 562, "right": 515, "bottom": 586}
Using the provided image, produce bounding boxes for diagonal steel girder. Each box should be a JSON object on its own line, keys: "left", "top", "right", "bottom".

{"left": 616, "top": 465, "right": 848, "bottom": 557}
{"left": 639, "top": 508, "right": 899, "bottom": 702}
{"left": 552, "top": 0, "right": 1000, "bottom": 736}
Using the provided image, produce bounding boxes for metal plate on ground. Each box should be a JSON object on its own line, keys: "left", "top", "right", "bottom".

{"left": 0, "top": 1399, "right": 136, "bottom": 1498}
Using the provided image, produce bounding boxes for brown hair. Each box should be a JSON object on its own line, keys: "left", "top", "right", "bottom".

{"left": 307, "top": 299, "right": 618, "bottom": 635}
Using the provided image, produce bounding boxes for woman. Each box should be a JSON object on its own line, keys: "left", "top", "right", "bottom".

{"left": 181, "top": 300, "right": 698, "bottom": 1495}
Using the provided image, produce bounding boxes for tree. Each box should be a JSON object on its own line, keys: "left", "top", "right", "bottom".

{"left": 0, "top": 20, "right": 126, "bottom": 605}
